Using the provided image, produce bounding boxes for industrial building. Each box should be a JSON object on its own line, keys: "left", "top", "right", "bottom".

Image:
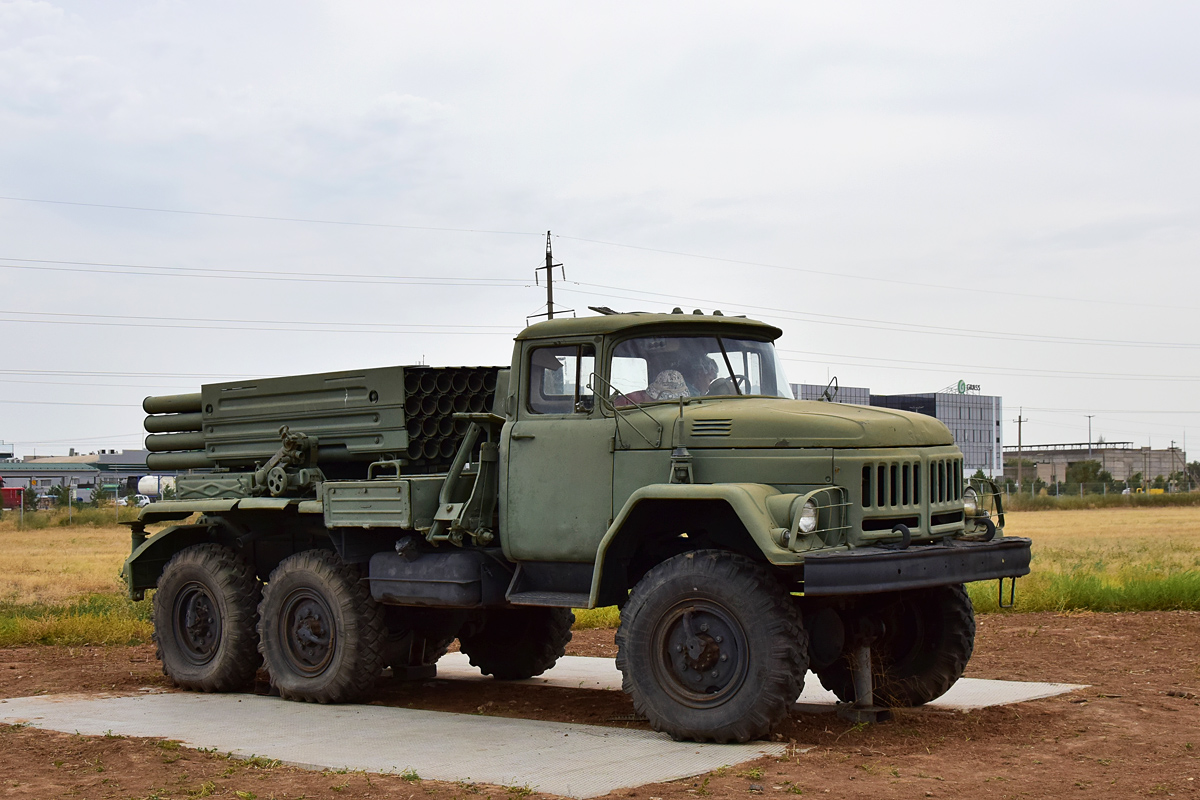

{"left": 791, "top": 382, "right": 1004, "bottom": 477}
{"left": 0, "top": 449, "right": 156, "bottom": 503}
{"left": 1002, "top": 442, "right": 1188, "bottom": 485}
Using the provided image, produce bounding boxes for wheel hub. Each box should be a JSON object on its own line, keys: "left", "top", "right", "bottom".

{"left": 281, "top": 590, "right": 335, "bottom": 676}
{"left": 655, "top": 602, "right": 748, "bottom": 707}
{"left": 173, "top": 582, "right": 221, "bottom": 666}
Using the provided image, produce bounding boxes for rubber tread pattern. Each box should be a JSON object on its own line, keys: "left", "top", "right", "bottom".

{"left": 816, "top": 583, "right": 975, "bottom": 707}
{"left": 616, "top": 550, "right": 808, "bottom": 743}
{"left": 152, "top": 543, "right": 262, "bottom": 692}
{"left": 458, "top": 607, "right": 574, "bottom": 680}
{"left": 258, "top": 549, "right": 385, "bottom": 704}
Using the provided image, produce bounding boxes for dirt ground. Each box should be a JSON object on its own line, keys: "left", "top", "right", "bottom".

{"left": 0, "top": 611, "right": 1197, "bottom": 799}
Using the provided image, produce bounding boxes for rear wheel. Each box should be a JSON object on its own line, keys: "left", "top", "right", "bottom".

{"left": 153, "top": 543, "right": 261, "bottom": 692}
{"left": 458, "top": 607, "right": 573, "bottom": 679}
{"left": 616, "top": 550, "right": 808, "bottom": 743}
{"left": 380, "top": 606, "right": 460, "bottom": 675}
{"left": 258, "top": 549, "right": 385, "bottom": 703}
{"left": 816, "top": 584, "right": 975, "bottom": 707}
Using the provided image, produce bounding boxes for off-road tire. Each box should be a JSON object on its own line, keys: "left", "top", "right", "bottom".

{"left": 458, "top": 607, "right": 574, "bottom": 680}
{"left": 152, "top": 543, "right": 261, "bottom": 692}
{"left": 816, "top": 583, "right": 975, "bottom": 707}
{"left": 257, "top": 549, "right": 385, "bottom": 703}
{"left": 616, "top": 550, "right": 808, "bottom": 743}
{"left": 380, "top": 607, "right": 458, "bottom": 670}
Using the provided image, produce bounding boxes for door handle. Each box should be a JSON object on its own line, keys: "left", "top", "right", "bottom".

{"left": 510, "top": 432, "right": 536, "bottom": 441}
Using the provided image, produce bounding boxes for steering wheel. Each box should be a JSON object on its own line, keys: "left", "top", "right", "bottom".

{"left": 706, "top": 374, "right": 750, "bottom": 396}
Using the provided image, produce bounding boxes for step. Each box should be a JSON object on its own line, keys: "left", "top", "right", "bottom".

{"left": 506, "top": 590, "right": 590, "bottom": 608}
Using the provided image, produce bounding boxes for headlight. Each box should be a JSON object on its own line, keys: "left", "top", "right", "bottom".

{"left": 798, "top": 500, "right": 818, "bottom": 533}
{"left": 963, "top": 487, "right": 979, "bottom": 517}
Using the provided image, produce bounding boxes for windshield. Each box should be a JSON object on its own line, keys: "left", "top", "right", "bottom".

{"left": 610, "top": 334, "right": 791, "bottom": 405}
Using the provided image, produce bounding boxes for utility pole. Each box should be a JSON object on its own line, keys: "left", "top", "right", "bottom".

{"left": 1085, "top": 415, "right": 1094, "bottom": 458}
{"left": 531, "top": 231, "right": 572, "bottom": 321}
{"left": 543, "top": 231, "right": 557, "bottom": 320}
{"left": 1014, "top": 408, "right": 1027, "bottom": 493}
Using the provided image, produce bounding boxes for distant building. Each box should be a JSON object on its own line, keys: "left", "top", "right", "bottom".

{"left": 0, "top": 462, "right": 101, "bottom": 500}
{"left": 1003, "top": 442, "right": 1188, "bottom": 484}
{"left": 1, "top": 448, "right": 161, "bottom": 501}
{"left": 791, "top": 382, "right": 1003, "bottom": 477}
{"left": 791, "top": 383, "right": 871, "bottom": 405}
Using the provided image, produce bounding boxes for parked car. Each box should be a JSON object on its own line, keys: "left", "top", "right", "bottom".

{"left": 118, "top": 494, "right": 152, "bottom": 507}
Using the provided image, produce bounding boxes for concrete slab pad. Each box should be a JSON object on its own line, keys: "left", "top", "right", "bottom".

{"left": 435, "top": 652, "right": 1086, "bottom": 710}
{"left": 0, "top": 693, "right": 782, "bottom": 799}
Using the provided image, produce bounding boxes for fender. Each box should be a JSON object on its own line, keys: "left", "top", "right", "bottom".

{"left": 122, "top": 523, "right": 214, "bottom": 600}
{"left": 587, "top": 482, "right": 808, "bottom": 608}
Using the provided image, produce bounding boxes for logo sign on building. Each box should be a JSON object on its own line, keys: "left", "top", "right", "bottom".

{"left": 957, "top": 380, "right": 982, "bottom": 394}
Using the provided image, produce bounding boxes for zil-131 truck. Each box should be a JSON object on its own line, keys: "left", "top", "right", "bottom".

{"left": 123, "top": 309, "right": 1029, "bottom": 742}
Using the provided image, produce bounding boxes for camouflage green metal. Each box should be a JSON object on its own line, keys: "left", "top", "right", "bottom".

{"left": 125, "top": 309, "right": 1030, "bottom": 743}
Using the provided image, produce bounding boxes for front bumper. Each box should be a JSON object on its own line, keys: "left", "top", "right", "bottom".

{"left": 795, "top": 537, "right": 1031, "bottom": 596}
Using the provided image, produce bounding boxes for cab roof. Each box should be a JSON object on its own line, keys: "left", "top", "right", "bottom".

{"left": 516, "top": 311, "right": 782, "bottom": 341}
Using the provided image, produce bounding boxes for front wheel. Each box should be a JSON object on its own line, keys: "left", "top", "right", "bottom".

{"left": 616, "top": 550, "right": 808, "bottom": 743}
{"left": 258, "top": 549, "right": 385, "bottom": 703}
{"left": 153, "top": 543, "right": 261, "bottom": 692}
{"left": 816, "top": 584, "right": 975, "bottom": 707}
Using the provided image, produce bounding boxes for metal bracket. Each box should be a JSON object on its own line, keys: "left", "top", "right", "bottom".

{"left": 998, "top": 576, "right": 1017, "bottom": 609}
{"left": 836, "top": 620, "right": 893, "bottom": 724}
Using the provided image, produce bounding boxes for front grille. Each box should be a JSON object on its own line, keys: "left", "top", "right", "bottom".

{"left": 860, "top": 461, "right": 920, "bottom": 508}
{"left": 929, "top": 457, "right": 963, "bottom": 504}
{"left": 860, "top": 456, "right": 963, "bottom": 508}
{"left": 690, "top": 419, "right": 733, "bottom": 437}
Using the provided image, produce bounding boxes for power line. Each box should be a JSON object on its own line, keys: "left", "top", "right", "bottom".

{"left": 0, "top": 368, "right": 256, "bottom": 379}
{"left": 4, "top": 250, "right": 1195, "bottom": 350}
{"left": 556, "top": 235, "right": 1197, "bottom": 314}
{"left": 1021, "top": 406, "right": 1200, "bottom": 414}
{"left": 0, "top": 308, "right": 513, "bottom": 331}
{"left": 0, "top": 377, "right": 196, "bottom": 390}
{"left": 6, "top": 433, "right": 145, "bottom": 445}
{"left": 0, "top": 314, "right": 511, "bottom": 336}
{"left": 2, "top": 194, "right": 1189, "bottom": 313}
{"left": 556, "top": 283, "right": 1200, "bottom": 350}
{"left": 0, "top": 196, "right": 542, "bottom": 237}
{"left": 0, "top": 257, "right": 529, "bottom": 288}
{"left": 777, "top": 348, "right": 1200, "bottom": 382}
{"left": 0, "top": 399, "right": 130, "bottom": 407}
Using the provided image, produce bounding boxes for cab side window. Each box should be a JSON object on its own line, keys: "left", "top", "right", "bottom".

{"left": 527, "top": 344, "right": 596, "bottom": 415}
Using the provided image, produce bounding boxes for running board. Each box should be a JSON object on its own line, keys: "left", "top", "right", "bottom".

{"left": 506, "top": 591, "right": 590, "bottom": 608}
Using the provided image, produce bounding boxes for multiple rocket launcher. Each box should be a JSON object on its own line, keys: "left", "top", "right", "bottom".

{"left": 143, "top": 365, "right": 501, "bottom": 475}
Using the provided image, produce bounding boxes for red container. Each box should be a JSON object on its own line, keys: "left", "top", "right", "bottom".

{"left": 1, "top": 487, "right": 22, "bottom": 509}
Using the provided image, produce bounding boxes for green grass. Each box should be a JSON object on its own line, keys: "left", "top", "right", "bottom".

{"left": 968, "top": 569, "right": 1200, "bottom": 613}
{"left": 0, "top": 505, "right": 143, "bottom": 530}
{"left": 571, "top": 605, "right": 620, "bottom": 629}
{"left": 0, "top": 593, "right": 153, "bottom": 647}
{"left": 0, "top": 506, "right": 1195, "bottom": 648}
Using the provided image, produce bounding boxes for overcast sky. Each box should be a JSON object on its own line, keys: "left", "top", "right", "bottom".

{"left": 1, "top": 1, "right": 1198, "bottom": 460}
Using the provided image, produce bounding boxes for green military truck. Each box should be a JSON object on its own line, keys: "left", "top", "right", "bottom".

{"left": 123, "top": 309, "right": 1029, "bottom": 742}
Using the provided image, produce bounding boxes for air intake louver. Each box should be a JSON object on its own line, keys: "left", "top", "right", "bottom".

{"left": 690, "top": 419, "right": 733, "bottom": 437}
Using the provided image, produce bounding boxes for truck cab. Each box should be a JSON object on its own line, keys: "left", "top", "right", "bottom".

{"left": 124, "top": 310, "right": 1029, "bottom": 743}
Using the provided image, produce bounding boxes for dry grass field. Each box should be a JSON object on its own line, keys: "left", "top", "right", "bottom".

{"left": 1, "top": 505, "right": 1198, "bottom": 643}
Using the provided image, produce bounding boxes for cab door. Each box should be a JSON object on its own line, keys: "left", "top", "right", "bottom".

{"left": 502, "top": 341, "right": 615, "bottom": 562}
